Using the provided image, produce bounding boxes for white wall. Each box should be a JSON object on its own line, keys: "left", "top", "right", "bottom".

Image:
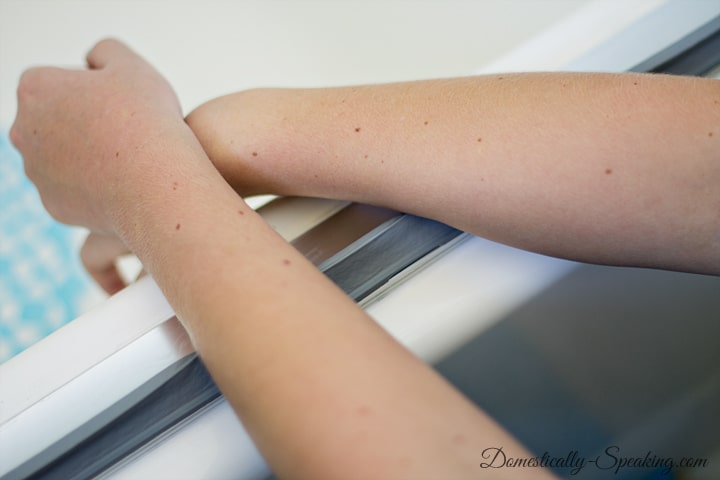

{"left": 0, "top": 0, "right": 585, "bottom": 129}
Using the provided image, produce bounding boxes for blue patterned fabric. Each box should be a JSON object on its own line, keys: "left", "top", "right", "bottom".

{"left": 0, "top": 132, "right": 100, "bottom": 363}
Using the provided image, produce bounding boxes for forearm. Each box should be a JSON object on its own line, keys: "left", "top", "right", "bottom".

{"left": 187, "top": 73, "right": 720, "bottom": 274}
{"left": 16, "top": 38, "right": 549, "bottom": 479}
{"left": 114, "top": 125, "right": 545, "bottom": 479}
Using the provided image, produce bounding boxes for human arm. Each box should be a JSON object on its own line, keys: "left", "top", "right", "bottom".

{"left": 186, "top": 74, "right": 720, "bottom": 275}
{"left": 11, "top": 40, "right": 551, "bottom": 479}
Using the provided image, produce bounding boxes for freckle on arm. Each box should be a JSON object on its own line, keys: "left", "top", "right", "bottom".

{"left": 452, "top": 433, "right": 466, "bottom": 445}
{"left": 355, "top": 405, "right": 371, "bottom": 416}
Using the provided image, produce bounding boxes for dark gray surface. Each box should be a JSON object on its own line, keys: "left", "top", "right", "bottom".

{"left": 5, "top": 355, "right": 220, "bottom": 480}
{"left": 436, "top": 265, "right": 720, "bottom": 479}
{"left": 631, "top": 14, "right": 720, "bottom": 76}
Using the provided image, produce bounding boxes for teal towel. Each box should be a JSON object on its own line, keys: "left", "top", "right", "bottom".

{"left": 0, "top": 132, "right": 100, "bottom": 363}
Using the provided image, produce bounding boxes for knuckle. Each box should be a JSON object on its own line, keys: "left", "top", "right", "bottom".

{"left": 17, "top": 66, "right": 70, "bottom": 99}
{"left": 8, "top": 123, "right": 22, "bottom": 148}
{"left": 17, "top": 67, "right": 43, "bottom": 96}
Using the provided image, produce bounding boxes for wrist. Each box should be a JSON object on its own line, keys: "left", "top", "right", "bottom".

{"left": 107, "top": 124, "right": 217, "bottom": 241}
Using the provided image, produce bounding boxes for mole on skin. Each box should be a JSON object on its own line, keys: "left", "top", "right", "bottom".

{"left": 605, "top": 168, "right": 613, "bottom": 175}
{"left": 452, "top": 433, "right": 466, "bottom": 445}
{"left": 356, "top": 405, "right": 371, "bottom": 416}
{"left": 175, "top": 223, "right": 181, "bottom": 230}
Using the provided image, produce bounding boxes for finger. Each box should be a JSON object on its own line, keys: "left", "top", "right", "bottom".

{"left": 85, "top": 38, "right": 139, "bottom": 70}
{"left": 80, "top": 232, "right": 131, "bottom": 295}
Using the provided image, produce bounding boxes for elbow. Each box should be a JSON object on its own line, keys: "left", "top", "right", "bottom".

{"left": 185, "top": 89, "right": 280, "bottom": 196}
{"left": 185, "top": 91, "right": 259, "bottom": 188}
{"left": 185, "top": 96, "right": 232, "bottom": 165}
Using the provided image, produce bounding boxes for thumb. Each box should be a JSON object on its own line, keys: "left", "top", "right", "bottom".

{"left": 86, "top": 38, "right": 140, "bottom": 70}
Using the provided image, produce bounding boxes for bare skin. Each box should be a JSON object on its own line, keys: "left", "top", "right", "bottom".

{"left": 185, "top": 75, "right": 720, "bottom": 275}
{"left": 11, "top": 39, "right": 719, "bottom": 479}
{"left": 12, "top": 39, "right": 551, "bottom": 480}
